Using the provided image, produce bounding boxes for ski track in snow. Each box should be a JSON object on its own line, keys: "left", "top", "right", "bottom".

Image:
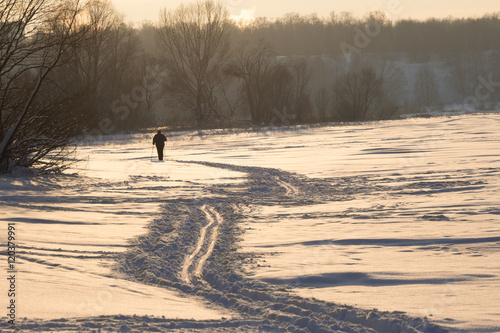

{"left": 112, "top": 160, "right": 450, "bottom": 333}
{"left": 194, "top": 207, "right": 223, "bottom": 283}
{"left": 275, "top": 176, "right": 300, "bottom": 197}
{"left": 181, "top": 205, "right": 222, "bottom": 285}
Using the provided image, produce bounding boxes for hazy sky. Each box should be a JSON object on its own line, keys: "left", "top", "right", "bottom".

{"left": 112, "top": 0, "right": 499, "bottom": 24}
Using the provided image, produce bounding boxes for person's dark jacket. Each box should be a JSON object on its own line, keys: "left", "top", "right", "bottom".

{"left": 153, "top": 133, "right": 167, "bottom": 147}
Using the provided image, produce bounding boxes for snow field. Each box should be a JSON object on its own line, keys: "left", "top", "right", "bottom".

{"left": 1, "top": 113, "right": 498, "bottom": 332}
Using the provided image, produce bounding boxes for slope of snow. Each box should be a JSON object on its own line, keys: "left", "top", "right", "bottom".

{"left": 1, "top": 114, "right": 498, "bottom": 332}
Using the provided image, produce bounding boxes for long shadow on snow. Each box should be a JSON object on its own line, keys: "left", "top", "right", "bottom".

{"left": 255, "top": 237, "right": 500, "bottom": 248}
{"left": 262, "top": 273, "right": 469, "bottom": 288}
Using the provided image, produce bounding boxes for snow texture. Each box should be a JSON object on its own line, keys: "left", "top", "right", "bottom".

{"left": 1, "top": 114, "right": 499, "bottom": 332}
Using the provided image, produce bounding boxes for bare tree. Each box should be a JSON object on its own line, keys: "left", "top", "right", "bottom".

{"left": 232, "top": 40, "right": 295, "bottom": 125}
{"left": 290, "top": 58, "right": 312, "bottom": 123}
{"left": 333, "top": 66, "right": 382, "bottom": 121}
{"left": 414, "top": 63, "right": 439, "bottom": 109}
{"left": 373, "top": 59, "right": 405, "bottom": 119}
{"left": 314, "top": 87, "right": 332, "bottom": 122}
{"left": 332, "top": 56, "right": 404, "bottom": 122}
{"left": 233, "top": 40, "right": 274, "bottom": 124}
{"left": 0, "top": 0, "right": 86, "bottom": 173}
{"left": 136, "top": 56, "right": 163, "bottom": 125}
{"left": 56, "top": 0, "right": 141, "bottom": 133}
{"left": 157, "top": 0, "right": 231, "bottom": 126}
{"left": 216, "top": 65, "right": 244, "bottom": 119}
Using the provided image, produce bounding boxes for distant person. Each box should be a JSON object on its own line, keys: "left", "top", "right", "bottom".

{"left": 152, "top": 130, "right": 167, "bottom": 161}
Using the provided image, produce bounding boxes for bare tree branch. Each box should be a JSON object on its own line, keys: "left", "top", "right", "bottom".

{"left": 0, "top": 0, "right": 86, "bottom": 173}
{"left": 157, "top": 0, "right": 231, "bottom": 126}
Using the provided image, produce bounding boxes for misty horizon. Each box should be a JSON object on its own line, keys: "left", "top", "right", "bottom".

{"left": 112, "top": 0, "right": 500, "bottom": 25}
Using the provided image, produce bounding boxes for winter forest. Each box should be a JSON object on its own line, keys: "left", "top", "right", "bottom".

{"left": 1, "top": 0, "right": 500, "bottom": 173}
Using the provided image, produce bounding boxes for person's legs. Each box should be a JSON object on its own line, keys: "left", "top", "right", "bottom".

{"left": 156, "top": 145, "right": 164, "bottom": 160}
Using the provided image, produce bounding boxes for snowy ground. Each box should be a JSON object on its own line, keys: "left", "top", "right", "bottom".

{"left": 1, "top": 114, "right": 499, "bottom": 332}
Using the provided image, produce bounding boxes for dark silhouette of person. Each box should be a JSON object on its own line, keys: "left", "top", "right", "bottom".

{"left": 152, "top": 130, "right": 167, "bottom": 161}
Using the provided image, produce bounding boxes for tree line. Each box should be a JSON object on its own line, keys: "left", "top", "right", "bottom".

{"left": 237, "top": 11, "right": 500, "bottom": 57}
{"left": 1, "top": 0, "right": 499, "bottom": 173}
